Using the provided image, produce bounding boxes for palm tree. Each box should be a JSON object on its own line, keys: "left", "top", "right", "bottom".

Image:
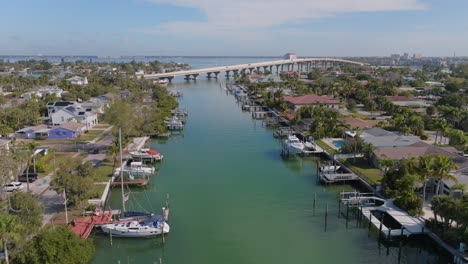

{"left": 0, "top": 214, "right": 19, "bottom": 264}
{"left": 415, "top": 156, "right": 435, "bottom": 203}
{"left": 432, "top": 155, "right": 458, "bottom": 195}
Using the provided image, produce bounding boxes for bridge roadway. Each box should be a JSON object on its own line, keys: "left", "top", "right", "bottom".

{"left": 143, "top": 57, "right": 367, "bottom": 81}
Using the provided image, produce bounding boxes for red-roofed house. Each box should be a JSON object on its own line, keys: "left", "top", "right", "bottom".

{"left": 283, "top": 94, "right": 340, "bottom": 112}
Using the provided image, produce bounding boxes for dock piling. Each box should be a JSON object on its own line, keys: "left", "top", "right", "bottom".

{"left": 324, "top": 204, "right": 328, "bottom": 232}
{"left": 313, "top": 192, "right": 316, "bottom": 216}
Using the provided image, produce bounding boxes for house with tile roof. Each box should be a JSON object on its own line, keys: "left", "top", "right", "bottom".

{"left": 283, "top": 94, "right": 340, "bottom": 112}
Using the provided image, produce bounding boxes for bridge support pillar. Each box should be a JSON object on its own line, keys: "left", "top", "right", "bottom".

{"left": 248, "top": 68, "right": 254, "bottom": 74}
{"left": 214, "top": 72, "right": 220, "bottom": 79}
{"left": 281, "top": 64, "right": 284, "bottom": 72}
{"left": 256, "top": 67, "right": 261, "bottom": 73}
{"left": 269, "top": 65, "right": 273, "bottom": 73}
{"left": 192, "top": 74, "right": 199, "bottom": 80}
{"left": 184, "top": 75, "right": 191, "bottom": 80}
{"left": 206, "top": 72, "right": 212, "bottom": 79}
{"left": 263, "top": 66, "right": 269, "bottom": 73}
{"left": 225, "top": 70, "right": 230, "bottom": 78}
{"left": 233, "top": 70, "right": 239, "bottom": 78}
{"left": 276, "top": 65, "right": 280, "bottom": 74}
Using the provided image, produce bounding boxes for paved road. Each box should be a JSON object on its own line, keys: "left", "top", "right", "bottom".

{"left": 28, "top": 133, "right": 115, "bottom": 225}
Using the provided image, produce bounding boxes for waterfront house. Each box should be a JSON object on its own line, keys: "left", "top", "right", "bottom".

{"left": 15, "top": 125, "right": 50, "bottom": 139}
{"left": 372, "top": 141, "right": 468, "bottom": 196}
{"left": 66, "top": 76, "right": 88, "bottom": 86}
{"left": 283, "top": 94, "right": 340, "bottom": 112}
{"left": 48, "top": 122, "right": 85, "bottom": 139}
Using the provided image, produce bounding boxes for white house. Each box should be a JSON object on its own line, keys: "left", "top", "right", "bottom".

{"left": 47, "top": 101, "right": 98, "bottom": 128}
{"left": 66, "top": 76, "right": 88, "bottom": 86}
{"left": 21, "top": 87, "right": 64, "bottom": 99}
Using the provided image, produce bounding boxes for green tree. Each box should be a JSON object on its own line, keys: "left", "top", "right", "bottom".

{"left": 18, "top": 227, "right": 95, "bottom": 264}
{"left": 432, "top": 155, "right": 458, "bottom": 195}
{"left": 0, "top": 214, "right": 20, "bottom": 264}
{"left": 50, "top": 159, "right": 94, "bottom": 207}
{"left": 8, "top": 192, "right": 44, "bottom": 234}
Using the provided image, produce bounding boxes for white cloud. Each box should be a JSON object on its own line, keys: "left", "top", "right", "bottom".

{"left": 140, "top": 0, "right": 427, "bottom": 36}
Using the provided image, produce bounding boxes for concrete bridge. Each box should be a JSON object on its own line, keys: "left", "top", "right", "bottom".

{"left": 143, "top": 57, "right": 368, "bottom": 81}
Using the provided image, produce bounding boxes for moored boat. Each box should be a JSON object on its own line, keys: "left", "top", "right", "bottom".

{"left": 284, "top": 135, "right": 305, "bottom": 154}
{"left": 130, "top": 148, "right": 164, "bottom": 161}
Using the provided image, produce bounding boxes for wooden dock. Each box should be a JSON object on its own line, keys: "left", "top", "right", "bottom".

{"left": 68, "top": 210, "right": 113, "bottom": 239}
{"left": 111, "top": 177, "right": 148, "bottom": 187}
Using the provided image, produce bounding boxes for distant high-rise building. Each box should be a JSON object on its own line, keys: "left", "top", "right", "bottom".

{"left": 390, "top": 54, "right": 400, "bottom": 60}
{"left": 61, "top": 58, "right": 65, "bottom": 63}
{"left": 413, "top": 53, "right": 422, "bottom": 60}
{"left": 403, "top": 53, "right": 409, "bottom": 60}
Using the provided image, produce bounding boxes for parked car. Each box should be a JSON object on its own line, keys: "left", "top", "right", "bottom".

{"left": 4, "top": 182, "right": 24, "bottom": 192}
{"left": 18, "top": 173, "right": 38, "bottom": 183}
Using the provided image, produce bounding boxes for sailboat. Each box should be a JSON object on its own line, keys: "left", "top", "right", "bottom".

{"left": 100, "top": 128, "right": 170, "bottom": 237}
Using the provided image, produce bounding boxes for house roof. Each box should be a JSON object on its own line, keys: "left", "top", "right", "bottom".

{"left": 386, "top": 96, "right": 421, "bottom": 102}
{"left": 16, "top": 124, "right": 50, "bottom": 133}
{"left": 373, "top": 142, "right": 467, "bottom": 169}
{"left": 337, "top": 117, "right": 378, "bottom": 129}
{"left": 283, "top": 94, "right": 340, "bottom": 105}
{"left": 362, "top": 127, "right": 396, "bottom": 137}
{"left": 52, "top": 122, "right": 85, "bottom": 132}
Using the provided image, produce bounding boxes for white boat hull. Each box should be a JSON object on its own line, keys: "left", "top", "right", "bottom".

{"left": 100, "top": 222, "right": 169, "bottom": 238}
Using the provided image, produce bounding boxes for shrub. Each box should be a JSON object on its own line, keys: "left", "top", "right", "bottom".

{"left": 35, "top": 135, "right": 47, "bottom": 140}
{"left": 394, "top": 192, "right": 423, "bottom": 216}
{"left": 420, "top": 133, "right": 429, "bottom": 140}
{"left": 86, "top": 204, "right": 97, "bottom": 211}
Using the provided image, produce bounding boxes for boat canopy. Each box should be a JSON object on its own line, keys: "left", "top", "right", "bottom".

{"left": 146, "top": 149, "right": 159, "bottom": 155}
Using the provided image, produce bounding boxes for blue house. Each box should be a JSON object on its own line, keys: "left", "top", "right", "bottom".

{"left": 15, "top": 125, "right": 50, "bottom": 139}
{"left": 48, "top": 122, "right": 85, "bottom": 139}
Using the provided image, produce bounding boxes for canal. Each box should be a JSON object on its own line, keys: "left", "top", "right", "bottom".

{"left": 92, "top": 77, "right": 451, "bottom": 263}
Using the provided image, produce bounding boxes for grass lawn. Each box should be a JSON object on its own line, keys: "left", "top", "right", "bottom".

{"left": 93, "top": 160, "right": 115, "bottom": 182}
{"left": 80, "top": 129, "right": 103, "bottom": 142}
{"left": 316, "top": 139, "right": 338, "bottom": 154}
{"left": 87, "top": 184, "right": 107, "bottom": 199}
{"left": 350, "top": 112, "right": 372, "bottom": 120}
{"left": 37, "top": 151, "right": 78, "bottom": 176}
{"left": 341, "top": 157, "right": 383, "bottom": 186}
{"left": 93, "top": 124, "right": 111, "bottom": 129}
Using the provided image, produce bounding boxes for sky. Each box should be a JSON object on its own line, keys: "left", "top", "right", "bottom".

{"left": 0, "top": 0, "right": 467, "bottom": 56}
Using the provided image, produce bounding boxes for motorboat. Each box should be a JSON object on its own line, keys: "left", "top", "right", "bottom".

{"left": 130, "top": 149, "right": 163, "bottom": 161}
{"left": 119, "top": 162, "right": 155, "bottom": 176}
{"left": 100, "top": 215, "right": 169, "bottom": 238}
{"left": 165, "top": 116, "right": 184, "bottom": 130}
{"left": 284, "top": 135, "right": 305, "bottom": 155}
{"left": 320, "top": 165, "right": 341, "bottom": 173}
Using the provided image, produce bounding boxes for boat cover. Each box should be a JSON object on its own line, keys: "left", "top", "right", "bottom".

{"left": 146, "top": 150, "right": 159, "bottom": 155}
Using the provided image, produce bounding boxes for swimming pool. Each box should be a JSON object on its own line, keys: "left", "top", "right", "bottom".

{"left": 332, "top": 140, "right": 345, "bottom": 148}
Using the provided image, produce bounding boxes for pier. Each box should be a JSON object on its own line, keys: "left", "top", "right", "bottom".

{"left": 340, "top": 192, "right": 424, "bottom": 238}
{"left": 68, "top": 210, "right": 113, "bottom": 239}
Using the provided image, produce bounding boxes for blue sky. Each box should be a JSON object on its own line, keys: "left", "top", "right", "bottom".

{"left": 0, "top": 0, "right": 466, "bottom": 56}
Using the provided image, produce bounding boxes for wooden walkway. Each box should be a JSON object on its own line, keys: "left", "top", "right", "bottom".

{"left": 68, "top": 211, "right": 113, "bottom": 239}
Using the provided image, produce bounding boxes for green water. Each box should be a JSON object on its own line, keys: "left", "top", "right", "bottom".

{"left": 93, "top": 80, "right": 450, "bottom": 264}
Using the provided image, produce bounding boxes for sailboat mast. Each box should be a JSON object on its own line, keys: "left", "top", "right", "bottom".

{"left": 119, "top": 128, "right": 126, "bottom": 214}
